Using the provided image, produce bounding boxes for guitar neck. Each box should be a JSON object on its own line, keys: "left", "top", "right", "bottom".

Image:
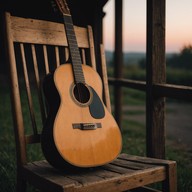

{"left": 63, "top": 14, "right": 85, "bottom": 84}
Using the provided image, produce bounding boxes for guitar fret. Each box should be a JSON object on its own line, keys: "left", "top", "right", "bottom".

{"left": 66, "top": 31, "right": 75, "bottom": 36}
{"left": 73, "top": 68, "right": 83, "bottom": 74}
{"left": 69, "top": 45, "right": 79, "bottom": 51}
{"left": 69, "top": 41, "right": 78, "bottom": 46}
{"left": 67, "top": 35, "right": 77, "bottom": 39}
{"left": 73, "top": 66, "right": 84, "bottom": 72}
{"left": 71, "top": 53, "right": 81, "bottom": 59}
{"left": 73, "top": 72, "right": 84, "bottom": 75}
{"left": 71, "top": 57, "right": 81, "bottom": 63}
{"left": 63, "top": 14, "right": 85, "bottom": 84}
{"left": 67, "top": 34, "right": 76, "bottom": 38}
{"left": 74, "top": 73, "right": 84, "bottom": 77}
{"left": 70, "top": 48, "right": 79, "bottom": 52}
{"left": 73, "top": 68, "right": 83, "bottom": 73}
{"left": 64, "top": 15, "right": 73, "bottom": 23}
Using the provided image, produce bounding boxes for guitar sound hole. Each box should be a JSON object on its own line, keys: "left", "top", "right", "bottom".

{"left": 73, "top": 83, "right": 91, "bottom": 105}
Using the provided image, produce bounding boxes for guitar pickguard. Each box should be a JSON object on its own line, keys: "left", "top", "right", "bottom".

{"left": 89, "top": 87, "right": 105, "bottom": 119}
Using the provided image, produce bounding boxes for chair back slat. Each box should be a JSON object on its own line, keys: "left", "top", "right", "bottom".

{"left": 64, "top": 47, "right": 69, "bottom": 61}
{"left": 87, "top": 26, "right": 96, "bottom": 70}
{"left": 55, "top": 46, "right": 60, "bottom": 68}
{"left": 81, "top": 49, "right": 86, "bottom": 65}
{"left": 20, "top": 43, "right": 38, "bottom": 135}
{"left": 43, "top": 45, "right": 50, "bottom": 74}
{"left": 100, "top": 44, "right": 112, "bottom": 113}
{"left": 31, "top": 44, "right": 47, "bottom": 124}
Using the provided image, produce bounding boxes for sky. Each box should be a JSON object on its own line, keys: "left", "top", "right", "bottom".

{"left": 103, "top": 0, "right": 192, "bottom": 53}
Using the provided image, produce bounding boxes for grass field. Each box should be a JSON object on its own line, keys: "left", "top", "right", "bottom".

{"left": 0, "top": 75, "right": 192, "bottom": 191}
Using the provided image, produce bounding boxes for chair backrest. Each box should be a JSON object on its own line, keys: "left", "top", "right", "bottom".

{"left": 4, "top": 12, "right": 111, "bottom": 167}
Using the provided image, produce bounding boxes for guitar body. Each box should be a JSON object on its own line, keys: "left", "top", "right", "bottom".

{"left": 41, "top": 64, "right": 122, "bottom": 169}
{"left": 41, "top": 0, "right": 122, "bottom": 170}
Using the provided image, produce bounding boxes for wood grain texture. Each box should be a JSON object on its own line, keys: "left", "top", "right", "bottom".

{"left": 22, "top": 153, "right": 176, "bottom": 192}
{"left": 146, "top": 0, "right": 166, "bottom": 158}
{"left": 52, "top": 64, "right": 122, "bottom": 167}
{"left": 11, "top": 15, "right": 89, "bottom": 47}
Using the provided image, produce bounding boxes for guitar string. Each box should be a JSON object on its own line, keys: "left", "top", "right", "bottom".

{"left": 64, "top": 11, "right": 93, "bottom": 130}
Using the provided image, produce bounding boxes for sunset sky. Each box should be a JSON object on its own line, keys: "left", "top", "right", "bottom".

{"left": 103, "top": 0, "right": 192, "bottom": 53}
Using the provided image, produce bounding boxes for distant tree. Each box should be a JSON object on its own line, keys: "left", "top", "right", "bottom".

{"left": 167, "top": 45, "right": 192, "bottom": 69}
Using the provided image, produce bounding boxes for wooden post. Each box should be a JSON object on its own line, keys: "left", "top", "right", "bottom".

{"left": 114, "top": 0, "right": 123, "bottom": 128}
{"left": 146, "top": 0, "right": 166, "bottom": 158}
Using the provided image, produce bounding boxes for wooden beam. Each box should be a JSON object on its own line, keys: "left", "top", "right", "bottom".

{"left": 146, "top": 0, "right": 166, "bottom": 158}
{"left": 114, "top": 0, "right": 123, "bottom": 128}
{"left": 109, "top": 78, "right": 192, "bottom": 102}
{"left": 108, "top": 78, "right": 146, "bottom": 91}
{"left": 154, "top": 83, "right": 192, "bottom": 101}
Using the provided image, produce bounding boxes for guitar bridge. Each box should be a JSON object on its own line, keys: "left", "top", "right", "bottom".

{"left": 73, "top": 123, "right": 102, "bottom": 130}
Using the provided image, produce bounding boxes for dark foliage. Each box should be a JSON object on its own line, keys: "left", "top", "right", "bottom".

{"left": 167, "top": 45, "right": 192, "bottom": 69}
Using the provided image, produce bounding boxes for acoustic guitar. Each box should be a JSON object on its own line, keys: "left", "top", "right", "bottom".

{"left": 41, "top": 0, "right": 122, "bottom": 170}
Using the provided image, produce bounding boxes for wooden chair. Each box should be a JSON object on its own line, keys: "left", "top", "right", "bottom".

{"left": 4, "top": 12, "right": 177, "bottom": 192}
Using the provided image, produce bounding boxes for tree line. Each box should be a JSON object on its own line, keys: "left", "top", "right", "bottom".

{"left": 139, "top": 44, "right": 192, "bottom": 69}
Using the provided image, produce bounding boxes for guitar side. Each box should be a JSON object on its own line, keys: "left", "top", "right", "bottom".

{"left": 41, "top": 64, "right": 122, "bottom": 169}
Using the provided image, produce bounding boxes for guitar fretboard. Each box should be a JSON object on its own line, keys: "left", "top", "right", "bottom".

{"left": 63, "top": 15, "right": 85, "bottom": 84}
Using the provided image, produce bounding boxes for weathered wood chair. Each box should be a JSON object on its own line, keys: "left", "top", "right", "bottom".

{"left": 4, "top": 12, "right": 177, "bottom": 192}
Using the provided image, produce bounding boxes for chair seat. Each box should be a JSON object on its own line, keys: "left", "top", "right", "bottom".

{"left": 22, "top": 153, "right": 175, "bottom": 192}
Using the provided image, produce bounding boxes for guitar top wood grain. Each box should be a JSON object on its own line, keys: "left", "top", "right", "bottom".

{"left": 53, "top": 64, "right": 122, "bottom": 167}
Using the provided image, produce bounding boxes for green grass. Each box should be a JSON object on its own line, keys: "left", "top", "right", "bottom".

{"left": 108, "top": 65, "right": 192, "bottom": 86}
{"left": 0, "top": 76, "right": 192, "bottom": 191}
{"left": 0, "top": 85, "right": 16, "bottom": 191}
{"left": 122, "top": 120, "right": 146, "bottom": 156}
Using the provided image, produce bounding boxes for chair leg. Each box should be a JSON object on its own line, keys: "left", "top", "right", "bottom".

{"left": 162, "top": 162, "right": 177, "bottom": 192}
